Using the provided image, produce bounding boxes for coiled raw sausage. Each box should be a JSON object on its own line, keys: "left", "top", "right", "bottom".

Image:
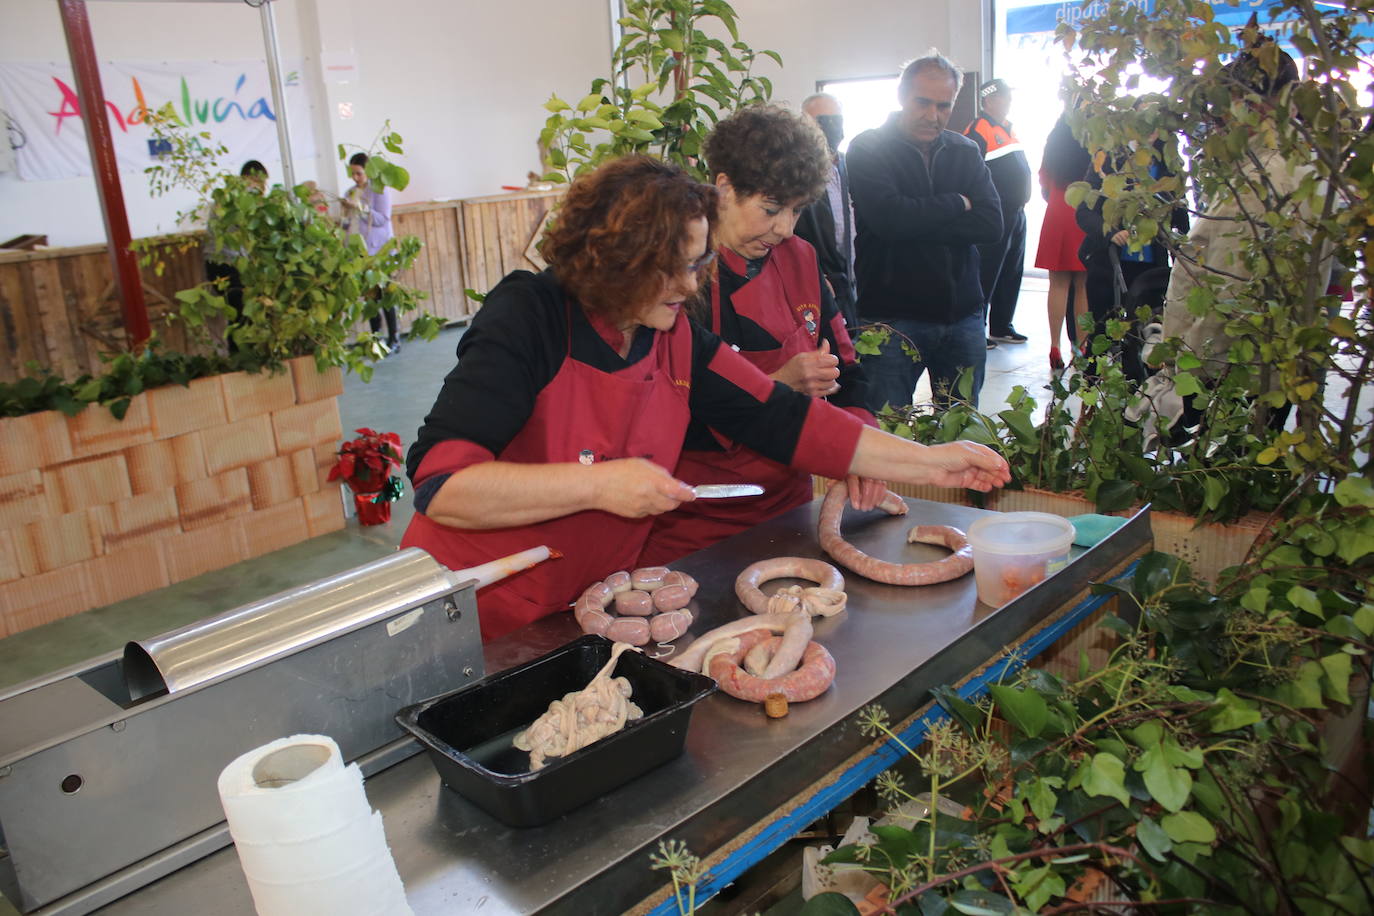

{"left": 709, "top": 629, "right": 836, "bottom": 703}
{"left": 734, "top": 558, "right": 847, "bottom": 617}
{"left": 669, "top": 612, "right": 799, "bottom": 672}
{"left": 818, "top": 482, "right": 973, "bottom": 585}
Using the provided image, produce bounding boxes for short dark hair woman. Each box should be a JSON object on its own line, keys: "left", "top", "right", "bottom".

{"left": 402, "top": 155, "right": 1009, "bottom": 642}
{"left": 640, "top": 104, "right": 888, "bottom": 567}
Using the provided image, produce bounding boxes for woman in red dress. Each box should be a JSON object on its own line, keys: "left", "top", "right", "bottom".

{"left": 1035, "top": 112, "right": 1092, "bottom": 371}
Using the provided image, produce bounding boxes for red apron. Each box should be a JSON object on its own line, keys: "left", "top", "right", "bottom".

{"left": 401, "top": 304, "right": 693, "bottom": 642}
{"left": 638, "top": 238, "right": 822, "bottom": 566}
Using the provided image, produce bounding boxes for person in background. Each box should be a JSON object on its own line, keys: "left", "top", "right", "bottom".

{"left": 401, "top": 155, "right": 1010, "bottom": 642}
{"left": 847, "top": 51, "right": 1003, "bottom": 411}
{"left": 342, "top": 152, "right": 400, "bottom": 354}
{"left": 795, "top": 93, "right": 858, "bottom": 329}
{"left": 963, "top": 79, "right": 1031, "bottom": 348}
{"left": 1035, "top": 110, "right": 1092, "bottom": 373}
{"left": 1075, "top": 137, "right": 1189, "bottom": 380}
{"left": 205, "top": 160, "right": 268, "bottom": 354}
{"left": 638, "top": 104, "right": 884, "bottom": 567}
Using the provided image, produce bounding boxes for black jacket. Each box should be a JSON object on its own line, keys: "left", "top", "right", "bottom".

{"left": 847, "top": 116, "right": 1003, "bottom": 323}
{"left": 794, "top": 158, "right": 856, "bottom": 327}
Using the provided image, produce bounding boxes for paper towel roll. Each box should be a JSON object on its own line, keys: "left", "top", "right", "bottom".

{"left": 218, "top": 734, "right": 413, "bottom": 916}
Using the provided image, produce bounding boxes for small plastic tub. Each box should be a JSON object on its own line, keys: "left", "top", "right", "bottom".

{"left": 967, "top": 511, "right": 1076, "bottom": 608}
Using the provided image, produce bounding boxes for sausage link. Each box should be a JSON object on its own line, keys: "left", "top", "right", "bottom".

{"left": 606, "top": 616, "right": 651, "bottom": 645}
{"left": 669, "top": 613, "right": 799, "bottom": 671}
{"left": 743, "top": 640, "right": 774, "bottom": 677}
{"left": 709, "top": 630, "right": 836, "bottom": 703}
{"left": 614, "top": 589, "right": 655, "bottom": 616}
{"left": 576, "top": 606, "right": 613, "bottom": 636}
{"left": 649, "top": 609, "right": 693, "bottom": 643}
{"left": 760, "top": 611, "right": 813, "bottom": 680}
{"left": 630, "top": 566, "right": 670, "bottom": 591}
{"left": 818, "top": 481, "right": 973, "bottom": 585}
{"left": 663, "top": 570, "right": 699, "bottom": 597}
{"left": 581, "top": 582, "right": 614, "bottom": 606}
{"left": 604, "top": 571, "right": 632, "bottom": 594}
{"left": 652, "top": 584, "right": 692, "bottom": 612}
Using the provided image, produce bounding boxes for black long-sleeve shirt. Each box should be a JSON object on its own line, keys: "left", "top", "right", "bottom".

{"left": 408, "top": 269, "right": 862, "bottom": 509}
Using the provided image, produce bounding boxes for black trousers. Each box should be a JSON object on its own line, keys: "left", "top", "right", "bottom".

{"left": 977, "top": 208, "right": 1026, "bottom": 335}
{"left": 365, "top": 287, "right": 399, "bottom": 344}
{"left": 205, "top": 260, "right": 244, "bottom": 354}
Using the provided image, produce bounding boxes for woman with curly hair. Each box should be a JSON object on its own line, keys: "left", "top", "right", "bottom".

{"left": 639, "top": 104, "right": 887, "bottom": 566}
{"left": 402, "top": 155, "right": 1009, "bottom": 642}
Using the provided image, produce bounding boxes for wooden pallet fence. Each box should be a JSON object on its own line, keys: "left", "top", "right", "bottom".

{"left": 0, "top": 237, "right": 210, "bottom": 384}
{"left": 459, "top": 188, "right": 562, "bottom": 298}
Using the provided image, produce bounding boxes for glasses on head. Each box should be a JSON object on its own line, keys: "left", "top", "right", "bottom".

{"left": 683, "top": 250, "right": 716, "bottom": 276}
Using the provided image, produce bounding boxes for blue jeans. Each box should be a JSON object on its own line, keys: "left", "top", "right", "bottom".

{"left": 861, "top": 312, "right": 987, "bottom": 411}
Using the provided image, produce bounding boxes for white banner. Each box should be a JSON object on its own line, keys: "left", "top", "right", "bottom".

{"left": 0, "top": 59, "right": 316, "bottom": 182}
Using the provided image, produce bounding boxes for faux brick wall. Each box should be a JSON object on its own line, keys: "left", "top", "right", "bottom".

{"left": 0, "top": 357, "right": 346, "bottom": 637}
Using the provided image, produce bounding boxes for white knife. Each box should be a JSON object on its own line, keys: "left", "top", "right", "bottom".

{"left": 692, "top": 484, "right": 764, "bottom": 499}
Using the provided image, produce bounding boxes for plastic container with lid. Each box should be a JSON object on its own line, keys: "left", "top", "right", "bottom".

{"left": 967, "top": 511, "right": 1076, "bottom": 608}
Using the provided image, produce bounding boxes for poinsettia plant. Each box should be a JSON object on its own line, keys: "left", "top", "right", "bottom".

{"left": 328, "top": 428, "right": 404, "bottom": 495}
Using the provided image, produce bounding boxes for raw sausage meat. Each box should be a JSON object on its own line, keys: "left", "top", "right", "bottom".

{"left": 669, "top": 612, "right": 799, "bottom": 672}
{"left": 709, "top": 629, "right": 836, "bottom": 703}
{"left": 734, "top": 558, "right": 847, "bottom": 617}
{"left": 818, "top": 481, "right": 973, "bottom": 585}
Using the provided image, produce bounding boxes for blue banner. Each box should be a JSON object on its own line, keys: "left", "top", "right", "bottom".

{"left": 1006, "top": 1, "right": 1328, "bottom": 36}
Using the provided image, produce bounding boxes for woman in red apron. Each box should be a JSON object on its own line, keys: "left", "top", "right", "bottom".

{"left": 640, "top": 105, "right": 887, "bottom": 567}
{"left": 402, "top": 156, "right": 1011, "bottom": 642}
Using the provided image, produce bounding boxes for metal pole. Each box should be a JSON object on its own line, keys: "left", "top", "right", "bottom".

{"left": 258, "top": 0, "right": 296, "bottom": 189}
{"left": 57, "top": 0, "right": 151, "bottom": 348}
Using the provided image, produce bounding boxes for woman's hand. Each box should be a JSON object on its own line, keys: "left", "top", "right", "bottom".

{"left": 849, "top": 428, "right": 1011, "bottom": 494}
{"left": 1111, "top": 229, "right": 1131, "bottom": 247}
{"left": 845, "top": 474, "right": 888, "bottom": 512}
{"left": 771, "top": 340, "right": 840, "bottom": 397}
{"left": 593, "top": 458, "right": 696, "bottom": 518}
{"left": 918, "top": 441, "right": 1011, "bottom": 492}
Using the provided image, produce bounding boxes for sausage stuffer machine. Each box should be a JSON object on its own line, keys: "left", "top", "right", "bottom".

{"left": 0, "top": 545, "right": 551, "bottom": 915}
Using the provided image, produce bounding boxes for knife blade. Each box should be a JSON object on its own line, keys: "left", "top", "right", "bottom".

{"left": 692, "top": 484, "right": 764, "bottom": 499}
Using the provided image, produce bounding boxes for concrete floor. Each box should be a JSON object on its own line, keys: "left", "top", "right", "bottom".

{"left": 0, "top": 280, "right": 1064, "bottom": 693}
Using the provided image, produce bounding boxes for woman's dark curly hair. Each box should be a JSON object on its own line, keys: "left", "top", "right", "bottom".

{"left": 702, "top": 103, "right": 831, "bottom": 204}
{"left": 542, "top": 155, "right": 717, "bottom": 327}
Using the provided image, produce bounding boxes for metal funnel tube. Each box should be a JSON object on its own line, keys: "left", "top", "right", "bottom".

{"left": 122, "top": 548, "right": 459, "bottom": 702}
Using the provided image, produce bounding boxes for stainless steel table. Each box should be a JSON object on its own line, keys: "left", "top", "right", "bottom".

{"left": 90, "top": 497, "right": 1151, "bottom": 916}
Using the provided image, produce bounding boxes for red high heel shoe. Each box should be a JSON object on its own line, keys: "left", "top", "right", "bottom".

{"left": 1049, "top": 346, "right": 1065, "bottom": 372}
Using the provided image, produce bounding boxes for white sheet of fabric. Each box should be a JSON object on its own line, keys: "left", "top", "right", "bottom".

{"left": 217, "top": 734, "right": 412, "bottom": 916}
{"left": 1125, "top": 371, "right": 1187, "bottom": 451}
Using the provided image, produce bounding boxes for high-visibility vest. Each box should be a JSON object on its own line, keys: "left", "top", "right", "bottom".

{"left": 966, "top": 117, "right": 1025, "bottom": 163}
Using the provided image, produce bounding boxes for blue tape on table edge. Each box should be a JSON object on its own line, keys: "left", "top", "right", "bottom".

{"left": 646, "top": 560, "right": 1139, "bottom": 916}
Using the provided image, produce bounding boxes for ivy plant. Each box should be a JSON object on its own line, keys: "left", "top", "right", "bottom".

{"left": 538, "top": 0, "right": 780, "bottom": 182}
{"left": 804, "top": 518, "right": 1373, "bottom": 914}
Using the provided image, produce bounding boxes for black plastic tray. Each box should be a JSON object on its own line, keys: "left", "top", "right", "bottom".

{"left": 395, "top": 635, "right": 716, "bottom": 827}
